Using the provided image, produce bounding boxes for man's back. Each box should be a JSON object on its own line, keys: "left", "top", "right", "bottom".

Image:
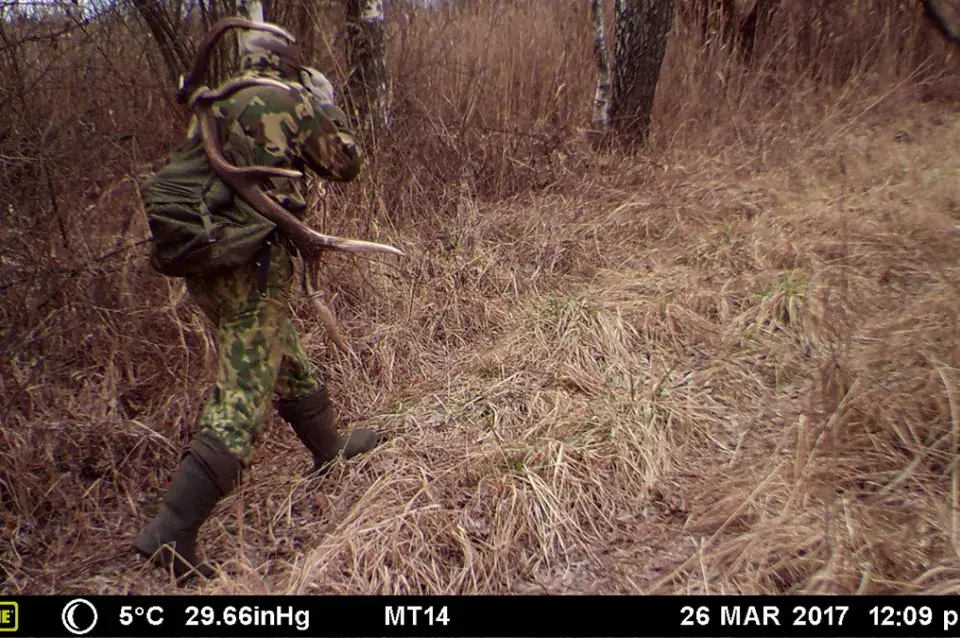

{"left": 143, "top": 67, "right": 363, "bottom": 278}
{"left": 201, "top": 79, "right": 362, "bottom": 218}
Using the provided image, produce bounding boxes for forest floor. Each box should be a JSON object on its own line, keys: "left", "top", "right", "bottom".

{"left": 9, "top": 89, "right": 960, "bottom": 595}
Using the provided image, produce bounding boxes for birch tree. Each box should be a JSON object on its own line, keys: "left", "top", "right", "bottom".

{"left": 345, "top": 0, "right": 388, "bottom": 132}
{"left": 237, "top": 0, "right": 266, "bottom": 50}
{"left": 590, "top": 0, "right": 612, "bottom": 132}
{"left": 609, "top": 0, "right": 676, "bottom": 141}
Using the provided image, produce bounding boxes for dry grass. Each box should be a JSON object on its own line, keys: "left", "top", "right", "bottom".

{"left": 2, "top": 0, "right": 960, "bottom": 595}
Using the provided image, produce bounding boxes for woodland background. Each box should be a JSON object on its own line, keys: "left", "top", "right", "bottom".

{"left": 3, "top": 0, "right": 960, "bottom": 594}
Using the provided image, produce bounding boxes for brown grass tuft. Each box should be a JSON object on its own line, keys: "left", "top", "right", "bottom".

{"left": 2, "top": 0, "right": 959, "bottom": 594}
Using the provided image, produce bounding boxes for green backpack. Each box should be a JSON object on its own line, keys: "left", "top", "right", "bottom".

{"left": 141, "top": 139, "right": 276, "bottom": 278}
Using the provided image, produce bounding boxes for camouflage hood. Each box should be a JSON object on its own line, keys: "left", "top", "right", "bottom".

{"left": 237, "top": 33, "right": 338, "bottom": 114}
{"left": 237, "top": 29, "right": 301, "bottom": 80}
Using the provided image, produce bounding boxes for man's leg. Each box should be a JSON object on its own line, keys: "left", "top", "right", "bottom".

{"left": 273, "top": 304, "right": 379, "bottom": 473}
{"left": 273, "top": 320, "right": 322, "bottom": 402}
{"left": 133, "top": 247, "right": 289, "bottom": 581}
{"left": 192, "top": 277, "right": 287, "bottom": 465}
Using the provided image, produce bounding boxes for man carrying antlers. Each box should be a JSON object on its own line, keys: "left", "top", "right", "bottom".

{"left": 133, "top": 17, "right": 397, "bottom": 581}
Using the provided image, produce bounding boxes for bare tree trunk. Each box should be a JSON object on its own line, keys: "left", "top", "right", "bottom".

{"left": 739, "top": 0, "right": 778, "bottom": 64}
{"left": 922, "top": 0, "right": 960, "bottom": 45}
{"left": 345, "top": 0, "right": 388, "bottom": 132}
{"left": 590, "top": 0, "right": 612, "bottom": 132}
{"left": 697, "top": 0, "right": 710, "bottom": 43}
{"left": 690, "top": 1, "right": 735, "bottom": 51}
{"left": 718, "top": 0, "right": 735, "bottom": 49}
{"left": 610, "top": 0, "right": 676, "bottom": 141}
{"left": 131, "top": 0, "right": 192, "bottom": 86}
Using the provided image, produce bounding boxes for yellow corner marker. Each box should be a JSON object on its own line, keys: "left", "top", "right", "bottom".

{"left": 0, "top": 602, "right": 17, "bottom": 632}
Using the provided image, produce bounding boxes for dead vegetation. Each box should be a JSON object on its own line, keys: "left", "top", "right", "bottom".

{"left": 2, "top": 0, "right": 959, "bottom": 595}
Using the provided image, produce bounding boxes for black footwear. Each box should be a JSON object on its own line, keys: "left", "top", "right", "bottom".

{"left": 132, "top": 432, "right": 241, "bottom": 583}
{"left": 277, "top": 388, "right": 379, "bottom": 473}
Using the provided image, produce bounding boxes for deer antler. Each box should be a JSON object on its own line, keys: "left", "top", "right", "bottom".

{"left": 177, "top": 18, "right": 298, "bottom": 105}
{"left": 190, "top": 78, "right": 405, "bottom": 258}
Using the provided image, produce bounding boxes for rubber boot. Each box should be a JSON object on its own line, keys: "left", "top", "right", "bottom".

{"left": 132, "top": 431, "right": 241, "bottom": 583}
{"left": 277, "top": 388, "right": 379, "bottom": 474}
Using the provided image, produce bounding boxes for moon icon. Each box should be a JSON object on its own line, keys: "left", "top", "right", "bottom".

{"left": 62, "top": 598, "right": 98, "bottom": 635}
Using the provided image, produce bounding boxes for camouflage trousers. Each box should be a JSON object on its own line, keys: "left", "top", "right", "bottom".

{"left": 185, "top": 240, "right": 321, "bottom": 465}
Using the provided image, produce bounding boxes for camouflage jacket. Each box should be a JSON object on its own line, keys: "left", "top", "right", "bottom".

{"left": 141, "top": 52, "right": 362, "bottom": 278}
{"left": 186, "top": 52, "right": 363, "bottom": 220}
